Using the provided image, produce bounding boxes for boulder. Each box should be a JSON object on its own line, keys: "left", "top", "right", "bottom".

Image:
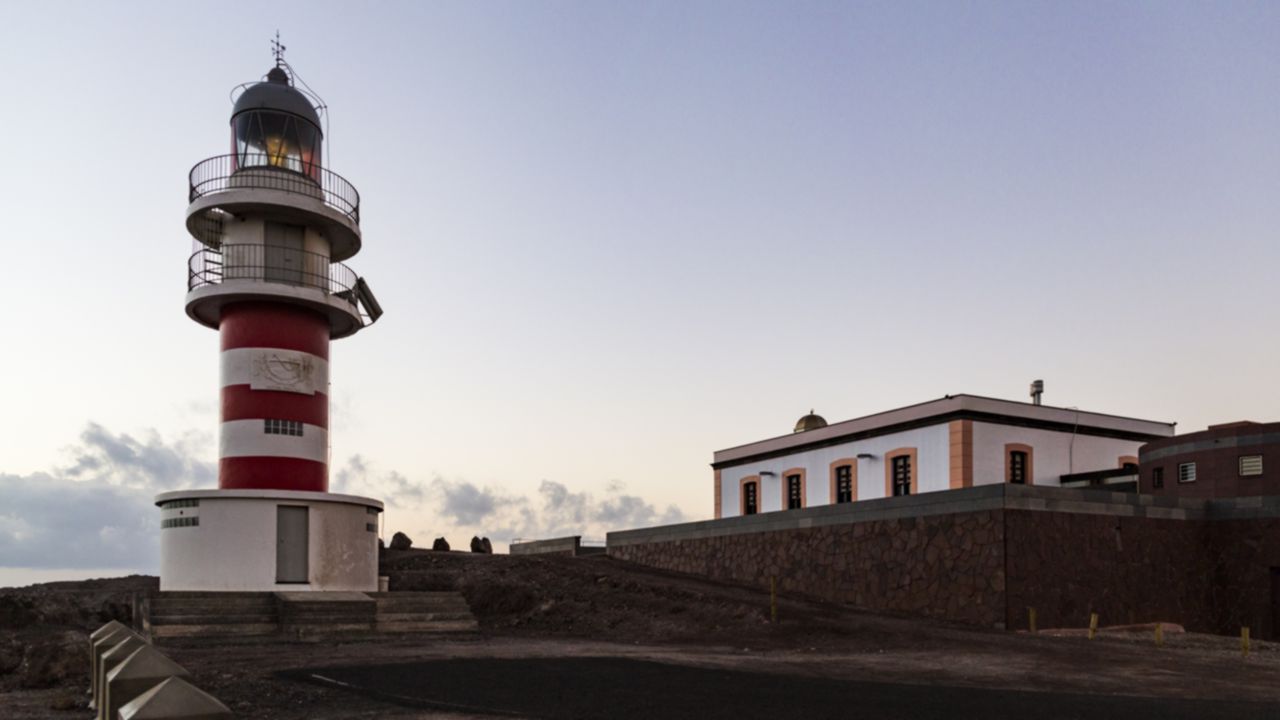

{"left": 0, "top": 595, "right": 38, "bottom": 629}
{"left": 389, "top": 532, "right": 413, "bottom": 551}
{"left": 18, "top": 630, "right": 84, "bottom": 689}
{"left": 481, "top": 537, "right": 494, "bottom": 554}
{"left": 0, "top": 634, "right": 25, "bottom": 677}
{"left": 469, "top": 536, "right": 484, "bottom": 553}
{"left": 432, "top": 537, "right": 451, "bottom": 552}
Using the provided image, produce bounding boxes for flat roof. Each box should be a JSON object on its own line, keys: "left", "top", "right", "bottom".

{"left": 713, "top": 394, "right": 1176, "bottom": 469}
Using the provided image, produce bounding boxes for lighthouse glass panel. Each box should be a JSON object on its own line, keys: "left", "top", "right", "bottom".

{"left": 233, "top": 111, "right": 322, "bottom": 179}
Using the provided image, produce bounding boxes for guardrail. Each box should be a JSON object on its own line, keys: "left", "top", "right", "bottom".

{"left": 187, "top": 243, "right": 359, "bottom": 303}
{"left": 188, "top": 153, "right": 360, "bottom": 224}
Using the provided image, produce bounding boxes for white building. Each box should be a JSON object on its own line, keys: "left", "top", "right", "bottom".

{"left": 713, "top": 394, "right": 1175, "bottom": 519}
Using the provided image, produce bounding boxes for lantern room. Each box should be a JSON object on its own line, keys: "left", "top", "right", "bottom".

{"left": 231, "top": 66, "right": 323, "bottom": 179}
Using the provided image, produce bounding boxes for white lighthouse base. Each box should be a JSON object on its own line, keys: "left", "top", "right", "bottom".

{"left": 155, "top": 489, "right": 383, "bottom": 592}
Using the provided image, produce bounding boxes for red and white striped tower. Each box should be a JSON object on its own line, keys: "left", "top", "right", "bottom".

{"left": 218, "top": 302, "right": 332, "bottom": 492}
{"left": 156, "top": 51, "right": 385, "bottom": 592}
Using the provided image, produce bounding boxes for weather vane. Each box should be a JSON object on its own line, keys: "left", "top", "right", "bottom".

{"left": 271, "top": 30, "right": 286, "bottom": 67}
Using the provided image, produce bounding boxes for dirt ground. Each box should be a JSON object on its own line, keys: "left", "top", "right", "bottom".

{"left": 2, "top": 552, "right": 1279, "bottom": 718}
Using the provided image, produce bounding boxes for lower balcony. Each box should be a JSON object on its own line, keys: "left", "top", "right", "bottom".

{"left": 185, "top": 243, "right": 381, "bottom": 339}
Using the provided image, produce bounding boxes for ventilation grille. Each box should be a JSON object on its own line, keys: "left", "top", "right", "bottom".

{"left": 1240, "top": 455, "right": 1263, "bottom": 477}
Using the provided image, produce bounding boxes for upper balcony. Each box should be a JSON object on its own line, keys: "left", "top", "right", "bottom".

{"left": 186, "top": 154, "right": 363, "bottom": 262}
{"left": 185, "top": 243, "right": 381, "bottom": 339}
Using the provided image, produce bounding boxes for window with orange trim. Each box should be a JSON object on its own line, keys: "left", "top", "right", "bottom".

{"left": 834, "top": 465, "right": 853, "bottom": 503}
{"left": 891, "top": 456, "right": 912, "bottom": 496}
{"left": 785, "top": 474, "right": 803, "bottom": 510}
{"left": 1009, "top": 451, "right": 1028, "bottom": 484}
{"left": 743, "top": 481, "right": 759, "bottom": 515}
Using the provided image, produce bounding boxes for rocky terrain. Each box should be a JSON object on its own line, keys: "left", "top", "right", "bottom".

{"left": 1, "top": 553, "right": 1278, "bottom": 718}
{"left": 0, "top": 574, "right": 156, "bottom": 712}
{"left": 382, "top": 548, "right": 871, "bottom": 646}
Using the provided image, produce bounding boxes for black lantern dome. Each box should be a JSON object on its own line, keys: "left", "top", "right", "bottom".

{"left": 231, "top": 67, "right": 323, "bottom": 178}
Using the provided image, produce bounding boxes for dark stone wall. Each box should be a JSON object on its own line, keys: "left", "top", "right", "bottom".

{"left": 1004, "top": 511, "right": 1215, "bottom": 632}
{"left": 609, "top": 487, "right": 1280, "bottom": 636}
{"left": 1206, "top": 518, "right": 1280, "bottom": 639}
{"left": 609, "top": 510, "right": 1008, "bottom": 627}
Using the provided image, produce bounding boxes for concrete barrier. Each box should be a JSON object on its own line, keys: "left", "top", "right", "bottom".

{"left": 97, "top": 635, "right": 147, "bottom": 716}
{"left": 104, "top": 645, "right": 190, "bottom": 720}
{"left": 88, "top": 621, "right": 128, "bottom": 698}
{"left": 90, "top": 627, "right": 142, "bottom": 711}
{"left": 119, "top": 676, "right": 232, "bottom": 719}
{"left": 510, "top": 536, "right": 582, "bottom": 556}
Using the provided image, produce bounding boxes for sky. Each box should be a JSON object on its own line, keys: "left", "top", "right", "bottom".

{"left": 1, "top": 1, "right": 1278, "bottom": 584}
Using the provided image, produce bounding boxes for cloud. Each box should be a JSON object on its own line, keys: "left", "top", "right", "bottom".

{"left": 0, "top": 470, "right": 162, "bottom": 569}
{"left": 332, "top": 455, "right": 425, "bottom": 508}
{"left": 328, "top": 459, "right": 689, "bottom": 548}
{"left": 330, "top": 458, "right": 689, "bottom": 544}
{"left": 430, "top": 477, "right": 523, "bottom": 525}
{"left": 1, "top": 425, "right": 690, "bottom": 570}
{"left": 0, "top": 424, "right": 214, "bottom": 571}
{"left": 60, "top": 422, "right": 214, "bottom": 491}
{"left": 414, "top": 478, "right": 687, "bottom": 545}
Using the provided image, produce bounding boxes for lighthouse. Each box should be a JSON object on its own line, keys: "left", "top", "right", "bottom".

{"left": 155, "top": 50, "right": 385, "bottom": 592}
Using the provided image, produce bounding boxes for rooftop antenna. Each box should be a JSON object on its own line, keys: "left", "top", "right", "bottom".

{"left": 271, "top": 31, "right": 287, "bottom": 68}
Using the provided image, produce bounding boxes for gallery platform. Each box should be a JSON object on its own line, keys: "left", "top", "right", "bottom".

{"left": 137, "top": 590, "right": 478, "bottom": 645}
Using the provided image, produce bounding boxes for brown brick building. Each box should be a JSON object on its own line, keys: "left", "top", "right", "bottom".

{"left": 1140, "top": 421, "right": 1280, "bottom": 499}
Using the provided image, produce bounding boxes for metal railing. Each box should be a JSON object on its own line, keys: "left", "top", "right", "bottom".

{"left": 188, "top": 243, "right": 360, "bottom": 304}
{"left": 188, "top": 154, "right": 360, "bottom": 224}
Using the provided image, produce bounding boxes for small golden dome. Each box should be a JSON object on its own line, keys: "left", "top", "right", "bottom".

{"left": 794, "top": 409, "right": 828, "bottom": 433}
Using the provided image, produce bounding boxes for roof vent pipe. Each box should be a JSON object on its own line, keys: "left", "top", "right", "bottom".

{"left": 1030, "top": 379, "right": 1044, "bottom": 406}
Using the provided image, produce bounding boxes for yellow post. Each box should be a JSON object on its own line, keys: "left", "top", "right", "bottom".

{"left": 1242, "top": 627, "right": 1250, "bottom": 658}
{"left": 1088, "top": 613, "right": 1098, "bottom": 640}
{"left": 1154, "top": 623, "right": 1164, "bottom": 647}
{"left": 1028, "top": 607, "right": 1037, "bottom": 634}
{"left": 770, "top": 576, "right": 778, "bottom": 624}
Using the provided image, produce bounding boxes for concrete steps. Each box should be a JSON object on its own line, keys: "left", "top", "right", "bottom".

{"left": 142, "top": 590, "right": 479, "bottom": 643}
{"left": 143, "top": 593, "right": 280, "bottom": 642}
{"left": 277, "top": 591, "right": 376, "bottom": 641}
{"left": 370, "top": 592, "right": 479, "bottom": 634}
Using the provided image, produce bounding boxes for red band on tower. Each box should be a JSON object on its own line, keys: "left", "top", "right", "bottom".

{"left": 221, "top": 302, "right": 330, "bottom": 359}
{"left": 218, "top": 301, "right": 331, "bottom": 492}
{"left": 219, "top": 457, "right": 328, "bottom": 492}
{"left": 221, "top": 386, "right": 329, "bottom": 427}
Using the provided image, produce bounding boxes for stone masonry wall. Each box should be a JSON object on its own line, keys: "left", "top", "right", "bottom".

{"left": 1004, "top": 511, "right": 1215, "bottom": 632}
{"left": 608, "top": 486, "right": 1280, "bottom": 635}
{"left": 1206, "top": 518, "right": 1280, "bottom": 639}
{"left": 609, "top": 510, "right": 1007, "bottom": 627}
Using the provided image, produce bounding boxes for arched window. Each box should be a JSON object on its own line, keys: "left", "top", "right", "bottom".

{"left": 829, "top": 459, "right": 857, "bottom": 504}
{"left": 1005, "top": 443, "right": 1034, "bottom": 485}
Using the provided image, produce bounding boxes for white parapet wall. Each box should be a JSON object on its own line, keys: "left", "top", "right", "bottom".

{"left": 155, "top": 489, "right": 383, "bottom": 592}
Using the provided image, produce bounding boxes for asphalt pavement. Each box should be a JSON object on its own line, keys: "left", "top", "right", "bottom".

{"left": 283, "top": 656, "right": 1280, "bottom": 719}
